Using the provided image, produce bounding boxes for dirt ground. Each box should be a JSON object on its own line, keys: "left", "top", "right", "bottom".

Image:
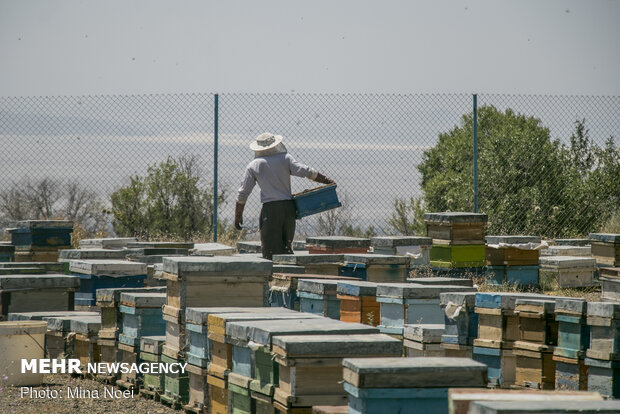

{"left": 0, "top": 374, "right": 180, "bottom": 414}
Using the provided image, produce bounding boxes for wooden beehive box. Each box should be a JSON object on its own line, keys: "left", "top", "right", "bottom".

{"left": 343, "top": 357, "right": 487, "bottom": 414}
{"left": 376, "top": 283, "right": 476, "bottom": 336}
{"left": 337, "top": 280, "right": 380, "bottom": 326}
{"left": 305, "top": 236, "right": 370, "bottom": 255}
{"left": 271, "top": 334, "right": 402, "bottom": 411}
{"left": 423, "top": 212, "right": 488, "bottom": 244}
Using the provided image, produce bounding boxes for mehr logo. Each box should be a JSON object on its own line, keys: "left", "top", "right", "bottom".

{"left": 22, "top": 359, "right": 82, "bottom": 374}
{"left": 21, "top": 358, "right": 188, "bottom": 375}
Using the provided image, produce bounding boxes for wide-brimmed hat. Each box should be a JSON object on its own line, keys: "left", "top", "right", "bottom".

{"left": 249, "top": 132, "right": 284, "bottom": 153}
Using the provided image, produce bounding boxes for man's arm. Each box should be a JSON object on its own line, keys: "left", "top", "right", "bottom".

{"left": 235, "top": 167, "right": 256, "bottom": 230}
{"left": 287, "top": 154, "right": 335, "bottom": 185}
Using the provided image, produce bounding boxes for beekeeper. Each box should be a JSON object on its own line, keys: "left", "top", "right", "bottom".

{"left": 235, "top": 133, "right": 334, "bottom": 260}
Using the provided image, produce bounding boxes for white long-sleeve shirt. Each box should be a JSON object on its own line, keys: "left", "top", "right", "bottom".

{"left": 236, "top": 153, "right": 318, "bottom": 204}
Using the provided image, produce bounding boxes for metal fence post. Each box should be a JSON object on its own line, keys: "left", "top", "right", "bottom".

{"left": 473, "top": 93, "right": 479, "bottom": 213}
{"left": 213, "top": 93, "right": 219, "bottom": 242}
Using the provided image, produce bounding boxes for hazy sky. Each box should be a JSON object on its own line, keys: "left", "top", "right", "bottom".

{"left": 1, "top": 0, "right": 619, "bottom": 97}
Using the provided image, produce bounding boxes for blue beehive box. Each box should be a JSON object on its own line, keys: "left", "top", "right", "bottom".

{"left": 292, "top": 184, "right": 342, "bottom": 219}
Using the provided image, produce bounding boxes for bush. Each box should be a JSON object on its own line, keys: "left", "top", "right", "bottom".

{"left": 110, "top": 155, "right": 225, "bottom": 240}
{"left": 418, "top": 106, "right": 619, "bottom": 237}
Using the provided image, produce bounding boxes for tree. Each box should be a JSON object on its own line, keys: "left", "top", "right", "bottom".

{"left": 418, "top": 106, "right": 618, "bottom": 237}
{"left": 110, "top": 155, "right": 225, "bottom": 240}
{"left": 0, "top": 178, "right": 107, "bottom": 236}
{"left": 388, "top": 196, "right": 426, "bottom": 236}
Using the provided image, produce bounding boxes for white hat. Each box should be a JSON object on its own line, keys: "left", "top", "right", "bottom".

{"left": 250, "top": 132, "right": 284, "bottom": 153}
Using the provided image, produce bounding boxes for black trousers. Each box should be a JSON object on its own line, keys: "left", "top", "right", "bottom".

{"left": 260, "top": 200, "right": 296, "bottom": 260}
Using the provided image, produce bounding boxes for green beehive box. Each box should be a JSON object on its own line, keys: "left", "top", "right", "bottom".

{"left": 430, "top": 244, "right": 485, "bottom": 268}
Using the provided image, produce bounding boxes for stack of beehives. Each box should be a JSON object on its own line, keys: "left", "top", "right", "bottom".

{"left": 512, "top": 297, "right": 561, "bottom": 390}
{"left": 585, "top": 301, "right": 620, "bottom": 399}
{"left": 553, "top": 298, "right": 590, "bottom": 391}
{"left": 485, "top": 235, "right": 542, "bottom": 286}
{"left": 158, "top": 256, "right": 272, "bottom": 408}
{"left": 116, "top": 291, "right": 166, "bottom": 390}
{"left": 424, "top": 212, "right": 487, "bottom": 278}
{"left": 440, "top": 291, "right": 478, "bottom": 358}
{"left": 472, "top": 292, "right": 548, "bottom": 388}
{"left": 7, "top": 220, "right": 73, "bottom": 262}
{"left": 69, "top": 260, "right": 148, "bottom": 310}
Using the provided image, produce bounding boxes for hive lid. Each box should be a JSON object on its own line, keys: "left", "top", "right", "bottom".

{"left": 305, "top": 236, "right": 370, "bottom": 248}
{"left": 120, "top": 292, "right": 166, "bottom": 308}
{"left": 337, "top": 280, "right": 379, "bottom": 297}
{"left": 0, "top": 320, "right": 48, "bottom": 336}
{"left": 162, "top": 255, "right": 272, "bottom": 277}
{"left": 370, "top": 236, "right": 433, "bottom": 247}
{"left": 589, "top": 233, "right": 620, "bottom": 243}
{"left": 377, "top": 283, "right": 476, "bottom": 299}
{"left": 272, "top": 252, "right": 344, "bottom": 265}
{"left": 79, "top": 237, "right": 138, "bottom": 249}
{"left": 271, "top": 333, "right": 402, "bottom": 357}
{"left": 468, "top": 400, "right": 620, "bottom": 414}
{"left": 69, "top": 259, "right": 148, "bottom": 276}
{"left": 342, "top": 357, "right": 487, "bottom": 388}
{"left": 58, "top": 248, "right": 129, "bottom": 261}
{"left": 0, "top": 274, "right": 79, "bottom": 289}
{"left": 297, "top": 279, "right": 339, "bottom": 295}
{"left": 12, "top": 220, "right": 74, "bottom": 230}
{"left": 403, "top": 324, "right": 445, "bottom": 342}
{"left": 554, "top": 298, "right": 587, "bottom": 315}
{"left": 439, "top": 291, "right": 477, "bottom": 307}
{"left": 475, "top": 292, "right": 550, "bottom": 310}
{"left": 485, "top": 235, "right": 541, "bottom": 244}
{"left": 226, "top": 318, "right": 378, "bottom": 346}
{"left": 409, "top": 277, "right": 473, "bottom": 287}
{"left": 96, "top": 286, "right": 166, "bottom": 305}
{"left": 343, "top": 254, "right": 410, "bottom": 266}
{"left": 539, "top": 256, "right": 596, "bottom": 268}
{"left": 423, "top": 212, "right": 488, "bottom": 224}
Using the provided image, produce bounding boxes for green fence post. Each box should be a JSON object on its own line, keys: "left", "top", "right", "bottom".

{"left": 213, "top": 93, "right": 219, "bottom": 242}
{"left": 473, "top": 93, "right": 479, "bottom": 213}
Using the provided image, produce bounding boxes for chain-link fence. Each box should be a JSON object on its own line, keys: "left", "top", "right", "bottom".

{"left": 0, "top": 93, "right": 618, "bottom": 240}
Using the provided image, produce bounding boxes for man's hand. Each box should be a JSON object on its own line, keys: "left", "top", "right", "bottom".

{"left": 234, "top": 202, "right": 245, "bottom": 230}
{"left": 314, "top": 173, "right": 335, "bottom": 185}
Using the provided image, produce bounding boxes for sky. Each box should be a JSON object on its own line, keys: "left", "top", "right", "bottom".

{"left": 1, "top": 0, "right": 619, "bottom": 97}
